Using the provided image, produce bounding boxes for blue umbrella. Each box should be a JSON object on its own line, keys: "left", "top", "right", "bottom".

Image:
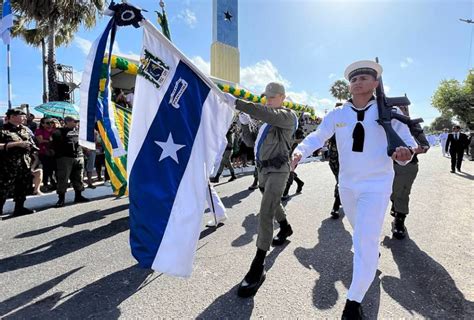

{"left": 34, "top": 101, "right": 79, "bottom": 119}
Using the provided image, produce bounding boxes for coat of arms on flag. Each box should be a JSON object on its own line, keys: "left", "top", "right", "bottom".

{"left": 139, "top": 49, "right": 170, "bottom": 89}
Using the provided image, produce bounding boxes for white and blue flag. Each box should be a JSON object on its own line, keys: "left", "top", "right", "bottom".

{"left": 0, "top": 0, "right": 13, "bottom": 45}
{"left": 128, "top": 20, "right": 234, "bottom": 277}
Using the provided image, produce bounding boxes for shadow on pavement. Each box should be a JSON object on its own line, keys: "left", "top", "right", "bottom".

{"left": 0, "top": 267, "right": 83, "bottom": 317}
{"left": 0, "top": 217, "right": 129, "bottom": 274}
{"left": 221, "top": 189, "right": 253, "bottom": 209}
{"left": 231, "top": 213, "right": 258, "bottom": 247}
{"left": 4, "top": 265, "right": 153, "bottom": 319}
{"left": 293, "top": 217, "right": 382, "bottom": 319}
{"left": 197, "top": 242, "right": 289, "bottom": 319}
{"left": 381, "top": 236, "right": 474, "bottom": 319}
{"left": 14, "top": 203, "right": 129, "bottom": 239}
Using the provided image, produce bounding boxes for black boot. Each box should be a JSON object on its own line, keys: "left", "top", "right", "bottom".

{"left": 13, "top": 199, "right": 35, "bottom": 216}
{"left": 210, "top": 175, "right": 220, "bottom": 183}
{"left": 55, "top": 193, "right": 66, "bottom": 208}
{"left": 248, "top": 177, "right": 258, "bottom": 190}
{"left": 295, "top": 176, "right": 304, "bottom": 194}
{"left": 237, "top": 249, "right": 266, "bottom": 298}
{"left": 228, "top": 174, "right": 237, "bottom": 182}
{"left": 330, "top": 195, "right": 341, "bottom": 219}
{"left": 392, "top": 212, "right": 407, "bottom": 240}
{"left": 272, "top": 220, "right": 293, "bottom": 246}
{"left": 341, "top": 299, "right": 363, "bottom": 320}
{"left": 74, "top": 191, "right": 90, "bottom": 204}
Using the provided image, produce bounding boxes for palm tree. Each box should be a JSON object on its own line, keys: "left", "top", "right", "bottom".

{"left": 329, "top": 79, "right": 350, "bottom": 102}
{"left": 11, "top": 0, "right": 107, "bottom": 101}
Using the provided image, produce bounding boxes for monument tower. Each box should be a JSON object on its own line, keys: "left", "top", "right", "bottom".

{"left": 211, "top": 0, "right": 239, "bottom": 83}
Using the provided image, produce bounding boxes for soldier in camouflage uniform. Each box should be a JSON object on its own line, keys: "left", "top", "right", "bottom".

{"left": 0, "top": 108, "right": 36, "bottom": 217}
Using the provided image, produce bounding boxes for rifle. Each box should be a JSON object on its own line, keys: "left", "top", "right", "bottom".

{"left": 375, "top": 57, "right": 424, "bottom": 156}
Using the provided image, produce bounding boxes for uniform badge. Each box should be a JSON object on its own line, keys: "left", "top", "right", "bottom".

{"left": 139, "top": 49, "right": 170, "bottom": 90}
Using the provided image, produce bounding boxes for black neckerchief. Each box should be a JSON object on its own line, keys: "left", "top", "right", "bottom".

{"left": 348, "top": 97, "right": 375, "bottom": 152}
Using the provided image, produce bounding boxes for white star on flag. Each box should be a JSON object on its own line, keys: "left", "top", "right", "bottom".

{"left": 155, "top": 133, "right": 186, "bottom": 164}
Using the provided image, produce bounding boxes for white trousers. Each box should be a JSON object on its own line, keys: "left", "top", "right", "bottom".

{"left": 339, "top": 187, "right": 390, "bottom": 303}
{"left": 441, "top": 140, "right": 447, "bottom": 156}
{"left": 206, "top": 184, "right": 226, "bottom": 219}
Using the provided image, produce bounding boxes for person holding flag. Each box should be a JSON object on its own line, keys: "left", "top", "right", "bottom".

{"left": 227, "top": 82, "right": 299, "bottom": 298}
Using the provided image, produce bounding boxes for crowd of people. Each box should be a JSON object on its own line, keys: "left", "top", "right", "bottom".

{"left": 0, "top": 109, "right": 110, "bottom": 217}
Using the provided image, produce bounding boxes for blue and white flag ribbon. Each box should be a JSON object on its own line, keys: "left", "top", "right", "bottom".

{"left": 0, "top": 0, "right": 13, "bottom": 45}
{"left": 128, "top": 19, "right": 234, "bottom": 277}
{"left": 79, "top": 8, "right": 125, "bottom": 157}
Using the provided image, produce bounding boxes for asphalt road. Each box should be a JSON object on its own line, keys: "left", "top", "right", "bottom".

{"left": 0, "top": 147, "right": 473, "bottom": 319}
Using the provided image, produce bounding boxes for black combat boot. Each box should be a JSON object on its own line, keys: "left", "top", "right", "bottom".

{"left": 295, "top": 176, "right": 304, "bottom": 194}
{"left": 272, "top": 219, "right": 293, "bottom": 246}
{"left": 74, "top": 191, "right": 90, "bottom": 204}
{"left": 248, "top": 177, "right": 258, "bottom": 190}
{"left": 228, "top": 174, "right": 237, "bottom": 182}
{"left": 391, "top": 212, "right": 407, "bottom": 240}
{"left": 330, "top": 195, "right": 341, "bottom": 219}
{"left": 55, "top": 193, "right": 66, "bottom": 208}
{"left": 209, "top": 175, "right": 220, "bottom": 183}
{"left": 13, "top": 199, "right": 35, "bottom": 216}
{"left": 237, "top": 249, "right": 266, "bottom": 298}
{"left": 341, "top": 299, "right": 364, "bottom": 320}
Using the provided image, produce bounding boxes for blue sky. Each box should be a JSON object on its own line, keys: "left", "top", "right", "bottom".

{"left": 1, "top": 0, "right": 473, "bottom": 125}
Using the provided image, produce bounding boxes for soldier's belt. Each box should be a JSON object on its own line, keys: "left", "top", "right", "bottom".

{"left": 257, "top": 154, "right": 289, "bottom": 169}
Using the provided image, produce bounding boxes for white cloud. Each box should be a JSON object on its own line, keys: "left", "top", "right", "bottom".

{"left": 240, "top": 60, "right": 291, "bottom": 93}
{"left": 190, "top": 56, "right": 211, "bottom": 75}
{"left": 384, "top": 85, "right": 391, "bottom": 94}
{"left": 187, "top": 56, "right": 335, "bottom": 116}
{"left": 328, "top": 73, "right": 336, "bottom": 79}
{"left": 400, "top": 57, "right": 414, "bottom": 68}
{"left": 74, "top": 36, "right": 92, "bottom": 55}
{"left": 177, "top": 9, "right": 197, "bottom": 28}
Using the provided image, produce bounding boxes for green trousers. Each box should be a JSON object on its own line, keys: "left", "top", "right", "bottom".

{"left": 257, "top": 170, "right": 289, "bottom": 251}
{"left": 56, "top": 157, "right": 85, "bottom": 194}
{"left": 390, "top": 162, "right": 419, "bottom": 215}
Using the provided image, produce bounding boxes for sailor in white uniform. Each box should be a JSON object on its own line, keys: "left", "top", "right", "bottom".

{"left": 291, "top": 60, "right": 417, "bottom": 319}
{"left": 439, "top": 129, "right": 449, "bottom": 157}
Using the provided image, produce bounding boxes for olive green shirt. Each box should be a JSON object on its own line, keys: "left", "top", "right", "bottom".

{"left": 235, "top": 99, "right": 297, "bottom": 173}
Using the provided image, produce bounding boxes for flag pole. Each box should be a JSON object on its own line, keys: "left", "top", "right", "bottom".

{"left": 6, "top": 43, "right": 12, "bottom": 109}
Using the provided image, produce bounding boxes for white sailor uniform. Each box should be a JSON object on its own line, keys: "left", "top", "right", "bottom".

{"left": 294, "top": 99, "right": 417, "bottom": 302}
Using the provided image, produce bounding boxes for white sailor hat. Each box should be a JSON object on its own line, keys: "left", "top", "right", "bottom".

{"left": 344, "top": 60, "right": 383, "bottom": 81}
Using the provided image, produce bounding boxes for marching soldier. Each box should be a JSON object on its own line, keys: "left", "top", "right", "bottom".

{"left": 292, "top": 60, "right": 417, "bottom": 319}
{"left": 0, "top": 108, "right": 36, "bottom": 217}
{"left": 390, "top": 105, "right": 430, "bottom": 239}
{"left": 226, "top": 82, "right": 298, "bottom": 298}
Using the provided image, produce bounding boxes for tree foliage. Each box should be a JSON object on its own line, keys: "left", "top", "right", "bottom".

{"left": 430, "top": 115, "right": 455, "bottom": 132}
{"left": 431, "top": 72, "right": 474, "bottom": 126}
{"left": 329, "top": 79, "right": 350, "bottom": 101}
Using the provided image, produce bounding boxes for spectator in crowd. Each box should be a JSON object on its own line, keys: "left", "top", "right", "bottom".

{"left": 210, "top": 128, "right": 237, "bottom": 183}
{"left": 35, "top": 117, "right": 57, "bottom": 191}
{"left": 27, "top": 113, "right": 38, "bottom": 133}
{"left": 30, "top": 149, "right": 44, "bottom": 196}
{"left": 52, "top": 116, "right": 89, "bottom": 207}
{"left": 126, "top": 89, "right": 135, "bottom": 108}
{"left": 84, "top": 130, "right": 98, "bottom": 189}
{"left": 0, "top": 108, "right": 36, "bottom": 217}
{"left": 95, "top": 130, "right": 111, "bottom": 186}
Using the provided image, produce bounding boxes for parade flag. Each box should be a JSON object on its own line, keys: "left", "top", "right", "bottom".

{"left": 97, "top": 103, "right": 131, "bottom": 197}
{"left": 0, "top": 0, "right": 13, "bottom": 45}
{"left": 128, "top": 19, "right": 234, "bottom": 277}
{"left": 157, "top": 6, "right": 171, "bottom": 41}
{"left": 79, "top": 11, "right": 125, "bottom": 157}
